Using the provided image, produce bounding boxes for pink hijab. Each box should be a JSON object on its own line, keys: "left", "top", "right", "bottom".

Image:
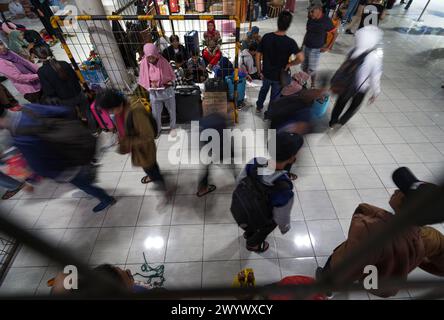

{"left": 138, "top": 43, "right": 175, "bottom": 90}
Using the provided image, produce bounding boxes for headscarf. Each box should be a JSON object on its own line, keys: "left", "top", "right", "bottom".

{"left": 0, "top": 47, "right": 35, "bottom": 74}
{"left": 206, "top": 20, "right": 216, "bottom": 37}
{"left": 352, "top": 25, "right": 383, "bottom": 58}
{"left": 138, "top": 43, "right": 175, "bottom": 90}
{"left": 8, "top": 30, "right": 28, "bottom": 56}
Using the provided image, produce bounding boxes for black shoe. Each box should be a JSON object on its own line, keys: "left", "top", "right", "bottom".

{"left": 345, "top": 29, "right": 354, "bottom": 35}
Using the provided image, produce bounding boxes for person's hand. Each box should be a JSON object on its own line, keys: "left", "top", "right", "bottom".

{"left": 320, "top": 47, "right": 329, "bottom": 53}
{"left": 285, "top": 64, "right": 291, "bottom": 71}
{"left": 246, "top": 75, "right": 253, "bottom": 82}
{"left": 259, "top": 72, "right": 264, "bottom": 80}
{"left": 37, "top": 9, "right": 44, "bottom": 17}
{"left": 368, "top": 95, "right": 377, "bottom": 104}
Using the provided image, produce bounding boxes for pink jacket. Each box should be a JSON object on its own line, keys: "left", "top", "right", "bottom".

{"left": 0, "top": 56, "right": 40, "bottom": 95}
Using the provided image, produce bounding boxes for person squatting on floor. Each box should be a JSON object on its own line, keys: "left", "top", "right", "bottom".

{"left": 138, "top": 43, "right": 177, "bottom": 138}
{"left": 0, "top": 105, "right": 116, "bottom": 212}
{"left": 231, "top": 132, "right": 304, "bottom": 253}
{"left": 329, "top": 25, "right": 383, "bottom": 128}
{"left": 317, "top": 167, "right": 444, "bottom": 298}
{"left": 255, "top": 11, "right": 304, "bottom": 113}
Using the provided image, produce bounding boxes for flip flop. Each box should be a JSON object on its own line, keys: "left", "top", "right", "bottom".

{"left": 196, "top": 185, "right": 216, "bottom": 198}
{"left": 2, "top": 183, "right": 25, "bottom": 200}
{"left": 141, "top": 176, "right": 154, "bottom": 184}
{"left": 247, "top": 241, "right": 270, "bottom": 253}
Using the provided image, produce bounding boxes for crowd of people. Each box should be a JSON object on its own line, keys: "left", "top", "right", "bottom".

{"left": 0, "top": 0, "right": 442, "bottom": 300}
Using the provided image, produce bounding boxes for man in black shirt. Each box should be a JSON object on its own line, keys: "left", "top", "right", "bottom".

{"left": 302, "top": 0, "right": 336, "bottom": 88}
{"left": 255, "top": 11, "right": 304, "bottom": 113}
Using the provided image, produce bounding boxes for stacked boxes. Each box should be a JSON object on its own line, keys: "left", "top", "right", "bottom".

{"left": 202, "top": 91, "right": 228, "bottom": 117}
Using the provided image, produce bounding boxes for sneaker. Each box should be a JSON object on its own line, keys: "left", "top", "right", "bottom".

{"left": 264, "top": 15, "right": 269, "bottom": 20}
{"left": 93, "top": 197, "right": 116, "bottom": 213}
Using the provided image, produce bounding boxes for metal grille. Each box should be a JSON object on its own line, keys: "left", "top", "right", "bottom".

{"left": 0, "top": 232, "right": 19, "bottom": 285}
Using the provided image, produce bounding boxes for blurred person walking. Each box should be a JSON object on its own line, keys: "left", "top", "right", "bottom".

{"left": 329, "top": 25, "right": 383, "bottom": 128}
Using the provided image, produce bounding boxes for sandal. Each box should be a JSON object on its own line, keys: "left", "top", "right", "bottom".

{"left": 196, "top": 184, "right": 216, "bottom": 198}
{"left": 247, "top": 241, "right": 270, "bottom": 253}
{"left": 2, "top": 183, "right": 25, "bottom": 200}
{"left": 141, "top": 176, "right": 153, "bottom": 184}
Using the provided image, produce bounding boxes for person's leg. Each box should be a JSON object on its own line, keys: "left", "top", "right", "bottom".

{"left": 337, "top": 91, "right": 366, "bottom": 125}
{"left": 70, "top": 169, "right": 115, "bottom": 212}
{"left": 143, "top": 162, "right": 166, "bottom": 189}
{"left": 23, "top": 91, "right": 42, "bottom": 103}
{"left": 259, "top": 0, "right": 268, "bottom": 18}
{"left": 405, "top": 0, "right": 413, "bottom": 9}
{"left": 301, "top": 46, "right": 311, "bottom": 74}
{"left": 345, "top": 0, "right": 360, "bottom": 22}
{"left": 164, "top": 95, "right": 177, "bottom": 130}
{"left": 246, "top": 222, "right": 277, "bottom": 249}
{"left": 150, "top": 97, "right": 163, "bottom": 135}
{"left": 330, "top": 92, "right": 350, "bottom": 126}
{"left": 256, "top": 78, "right": 272, "bottom": 111}
{"left": 269, "top": 80, "right": 282, "bottom": 103}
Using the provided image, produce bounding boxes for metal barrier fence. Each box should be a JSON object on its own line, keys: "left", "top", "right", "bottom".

{"left": 0, "top": 232, "right": 19, "bottom": 286}
{"left": 51, "top": 14, "right": 241, "bottom": 115}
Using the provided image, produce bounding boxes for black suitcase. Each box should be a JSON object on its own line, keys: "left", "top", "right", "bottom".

{"left": 175, "top": 85, "right": 202, "bottom": 123}
{"left": 204, "top": 78, "right": 228, "bottom": 92}
{"left": 184, "top": 30, "right": 199, "bottom": 57}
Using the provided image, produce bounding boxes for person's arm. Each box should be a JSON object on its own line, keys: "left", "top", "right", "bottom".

{"left": 255, "top": 52, "right": 263, "bottom": 79}
{"left": 368, "top": 54, "right": 383, "bottom": 104}
{"left": 0, "top": 61, "right": 39, "bottom": 83}
{"left": 272, "top": 196, "right": 294, "bottom": 234}
{"left": 286, "top": 42, "right": 304, "bottom": 70}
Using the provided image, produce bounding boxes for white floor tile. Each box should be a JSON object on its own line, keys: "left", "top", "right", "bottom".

{"left": 89, "top": 227, "right": 135, "bottom": 265}
{"left": 0, "top": 267, "right": 46, "bottom": 296}
{"left": 374, "top": 127, "right": 406, "bottom": 144}
{"left": 395, "top": 127, "right": 430, "bottom": 143}
{"left": 310, "top": 146, "right": 343, "bottom": 166}
{"left": 165, "top": 225, "right": 204, "bottom": 263}
{"left": 103, "top": 196, "right": 143, "bottom": 227}
{"left": 385, "top": 144, "right": 422, "bottom": 163}
{"left": 328, "top": 190, "right": 362, "bottom": 220}
{"left": 298, "top": 190, "right": 337, "bottom": 220}
{"left": 171, "top": 195, "right": 205, "bottom": 225}
{"left": 137, "top": 195, "right": 173, "bottom": 226}
{"left": 306, "top": 220, "right": 345, "bottom": 256}
{"left": 335, "top": 146, "right": 370, "bottom": 165}
{"left": 204, "top": 194, "right": 234, "bottom": 224}
{"left": 126, "top": 226, "right": 169, "bottom": 264}
{"left": 114, "top": 172, "right": 147, "bottom": 196}
{"left": 292, "top": 167, "right": 326, "bottom": 191}
{"left": 350, "top": 127, "right": 382, "bottom": 145}
{"left": 202, "top": 260, "right": 241, "bottom": 288}
{"left": 318, "top": 166, "right": 355, "bottom": 190}
{"left": 409, "top": 143, "right": 444, "bottom": 163}
{"left": 59, "top": 228, "right": 100, "bottom": 264}
{"left": 68, "top": 198, "right": 107, "bottom": 228}
{"left": 418, "top": 126, "right": 444, "bottom": 143}
{"left": 346, "top": 165, "right": 384, "bottom": 189}
{"left": 274, "top": 222, "right": 314, "bottom": 258}
{"left": 34, "top": 199, "right": 79, "bottom": 229}
{"left": 279, "top": 257, "right": 318, "bottom": 278}
{"left": 360, "top": 145, "right": 396, "bottom": 164}
{"left": 9, "top": 199, "right": 49, "bottom": 229}
{"left": 203, "top": 224, "right": 240, "bottom": 261}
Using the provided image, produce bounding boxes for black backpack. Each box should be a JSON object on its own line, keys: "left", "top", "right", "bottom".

{"left": 231, "top": 164, "right": 275, "bottom": 230}
{"left": 330, "top": 49, "right": 373, "bottom": 95}
{"left": 19, "top": 107, "right": 97, "bottom": 168}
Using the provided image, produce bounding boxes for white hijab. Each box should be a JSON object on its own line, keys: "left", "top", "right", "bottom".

{"left": 351, "top": 25, "right": 383, "bottom": 59}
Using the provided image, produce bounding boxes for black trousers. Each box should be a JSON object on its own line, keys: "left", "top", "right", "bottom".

{"left": 330, "top": 91, "right": 367, "bottom": 126}
{"left": 258, "top": 0, "right": 267, "bottom": 17}
{"left": 143, "top": 162, "right": 166, "bottom": 190}
{"left": 243, "top": 222, "right": 277, "bottom": 248}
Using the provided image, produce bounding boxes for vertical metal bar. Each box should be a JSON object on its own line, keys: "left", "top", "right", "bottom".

{"left": 233, "top": 16, "right": 240, "bottom": 122}
{"left": 417, "top": 0, "right": 431, "bottom": 22}
{"left": 50, "top": 16, "right": 90, "bottom": 92}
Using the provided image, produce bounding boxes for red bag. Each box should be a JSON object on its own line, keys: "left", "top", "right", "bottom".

{"left": 169, "top": 0, "right": 180, "bottom": 13}
{"left": 269, "top": 276, "right": 328, "bottom": 300}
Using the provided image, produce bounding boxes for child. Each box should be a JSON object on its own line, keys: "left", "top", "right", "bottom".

{"left": 186, "top": 49, "right": 208, "bottom": 83}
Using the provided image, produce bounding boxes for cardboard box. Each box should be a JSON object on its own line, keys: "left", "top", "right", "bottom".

{"left": 202, "top": 101, "right": 228, "bottom": 117}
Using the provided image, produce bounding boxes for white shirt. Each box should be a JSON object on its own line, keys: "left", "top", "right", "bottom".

{"left": 239, "top": 49, "right": 257, "bottom": 75}
{"left": 353, "top": 49, "right": 383, "bottom": 96}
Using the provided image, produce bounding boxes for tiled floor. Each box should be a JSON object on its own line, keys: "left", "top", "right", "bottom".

{"left": 1, "top": 0, "right": 444, "bottom": 299}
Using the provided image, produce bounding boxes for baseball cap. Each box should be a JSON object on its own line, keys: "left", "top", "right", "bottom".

{"left": 309, "top": 0, "right": 323, "bottom": 10}
{"left": 392, "top": 167, "right": 423, "bottom": 196}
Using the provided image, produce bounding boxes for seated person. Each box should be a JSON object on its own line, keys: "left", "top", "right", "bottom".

{"left": 316, "top": 167, "right": 444, "bottom": 298}
{"left": 202, "top": 39, "right": 222, "bottom": 72}
{"left": 239, "top": 42, "right": 260, "bottom": 81}
{"left": 203, "top": 19, "right": 221, "bottom": 47}
{"left": 8, "top": 0, "right": 26, "bottom": 19}
{"left": 170, "top": 53, "right": 191, "bottom": 86}
{"left": 241, "top": 26, "right": 261, "bottom": 50}
{"left": 50, "top": 264, "right": 164, "bottom": 296}
{"left": 186, "top": 49, "right": 207, "bottom": 83}
{"left": 215, "top": 56, "right": 234, "bottom": 79}
{"left": 162, "top": 34, "right": 188, "bottom": 62}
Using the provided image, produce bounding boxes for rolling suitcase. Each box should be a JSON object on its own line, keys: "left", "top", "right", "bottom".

{"left": 175, "top": 85, "right": 202, "bottom": 123}
{"left": 90, "top": 101, "right": 115, "bottom": 131}
{"left": 225, "top": 75, "right": 247, "bottom": 104}
{"left": 184, "top": 30, "right": 199, "bottom": 56}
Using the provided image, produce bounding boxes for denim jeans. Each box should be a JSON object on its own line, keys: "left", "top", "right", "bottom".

{"left": 256, "top": 78, "right": 282, "bottom": 111}
{"left": 70, "top": 167, "right": 112, "bottom": 202}
{"left": 345, "top": 0, "right": 360, "bottom": 22}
